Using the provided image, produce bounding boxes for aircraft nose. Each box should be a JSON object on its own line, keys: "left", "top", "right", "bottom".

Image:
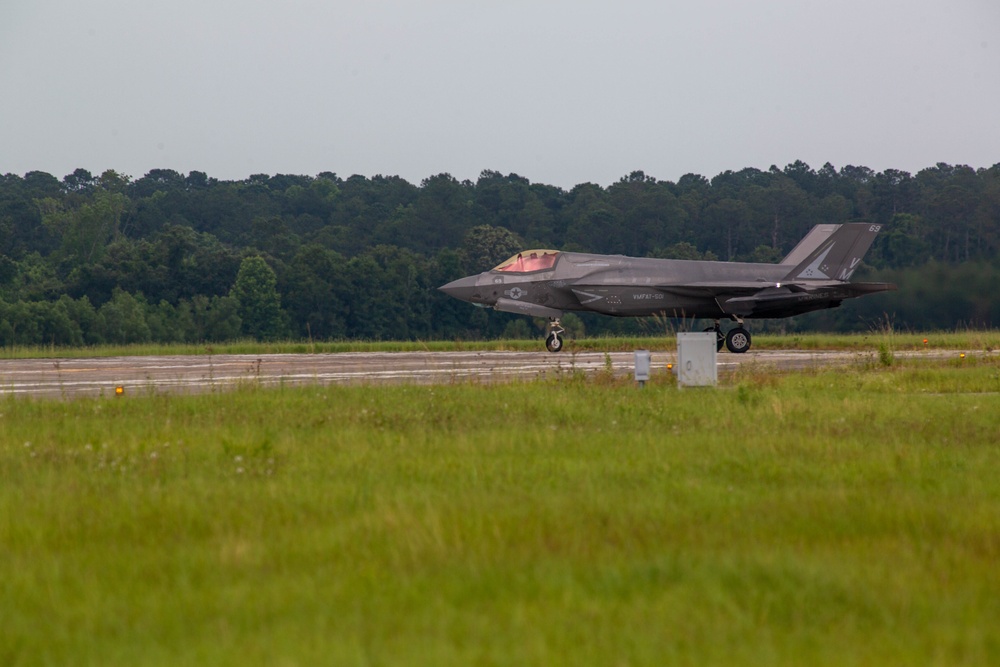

{"left": 438, "top": 275, "right": 481, "bottom": 303}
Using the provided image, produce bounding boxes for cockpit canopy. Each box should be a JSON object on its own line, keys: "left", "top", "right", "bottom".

{"left": 492, "top": 250, "right": 560, "bottom": 273}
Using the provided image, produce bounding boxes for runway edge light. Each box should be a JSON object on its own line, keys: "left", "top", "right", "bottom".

{"left": 115, "top": 385, "right": 125, "bottom": 396}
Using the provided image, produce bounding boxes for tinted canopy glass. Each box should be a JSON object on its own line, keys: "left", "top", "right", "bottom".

{"left": 493, "top": 250, "right": 560, "bottom": 273}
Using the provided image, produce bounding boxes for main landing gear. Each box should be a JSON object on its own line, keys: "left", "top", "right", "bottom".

{"left": 545, "top": 317, "right": 565, "bottom": 353}
{"left": 704, "top": 319, "right": 752, "bottom": 353}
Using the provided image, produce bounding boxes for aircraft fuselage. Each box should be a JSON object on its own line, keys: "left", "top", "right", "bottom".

{"left": 444, "top": 253, "right": 858, "bottom": 319}
{"left": 439, "top": 224, "right": 896, "bottom": 352}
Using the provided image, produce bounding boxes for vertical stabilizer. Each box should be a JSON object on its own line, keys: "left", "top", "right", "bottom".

{"left": 784, "top": 223, "right": 882, "bottom": 282}
{"left": 780, "top": 224, "right": 841, "bottom": 265}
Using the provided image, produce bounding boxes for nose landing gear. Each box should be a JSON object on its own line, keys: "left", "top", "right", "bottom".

{"left": 545, "top": 318, "right": 565, "bottom": 353}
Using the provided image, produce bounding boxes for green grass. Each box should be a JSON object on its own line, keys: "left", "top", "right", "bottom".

{"left": 2, "top": 329, "right": 998, "bottom": 359}
{"left": 2, "top": 359, "right": 1000, "bottom": 665}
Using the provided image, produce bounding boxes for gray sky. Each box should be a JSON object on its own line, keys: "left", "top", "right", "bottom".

{"left": 2, "top": 0, "right": 998, "bottom": 188}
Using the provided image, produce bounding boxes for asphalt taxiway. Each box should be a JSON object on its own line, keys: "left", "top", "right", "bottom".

{"left": 0, "top": 347, "right": 980, "bottom": 400}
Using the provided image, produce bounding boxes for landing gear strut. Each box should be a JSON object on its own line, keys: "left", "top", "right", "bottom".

{"left": 704, "top": 318, "right": 752, "bottom": 353}
{"left": 545, "top": 318, "right": 565, "bottom": 353}
{"left": 704, "top": 321, "right": 725, "bottom": 352}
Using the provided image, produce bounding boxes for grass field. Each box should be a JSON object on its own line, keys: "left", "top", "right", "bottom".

{"left": 2, "top": 328, "right": 999, "bottom": 359}
{"left": 2, "top": 356, "right": 999, "bottom": 665}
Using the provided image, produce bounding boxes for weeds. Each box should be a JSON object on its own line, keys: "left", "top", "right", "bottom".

{"left": 874, "top": 313, "right": 897, "bottom": 367}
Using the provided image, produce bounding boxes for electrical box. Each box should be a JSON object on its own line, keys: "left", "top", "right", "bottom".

{"left": 634, "top": 349, "right": 651, "bottom": 386}
{"left": 676, "top": 332, "right": 717, "bottom": 387}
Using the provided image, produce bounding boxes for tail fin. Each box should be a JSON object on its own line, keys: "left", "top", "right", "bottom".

{"left": 784, "top": 223, "right": 882, "bottom": 282}
{"left": 780, "top": 224, "right": 840, "bottom": 265}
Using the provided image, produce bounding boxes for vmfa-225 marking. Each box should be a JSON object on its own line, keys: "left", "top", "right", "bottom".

{"left": 439, "top": 223, "right": 896, "bottom": 353}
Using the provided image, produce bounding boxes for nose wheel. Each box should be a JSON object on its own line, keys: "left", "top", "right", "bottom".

{"left": 545, "top": 318, "right": 565, "bottom": 353}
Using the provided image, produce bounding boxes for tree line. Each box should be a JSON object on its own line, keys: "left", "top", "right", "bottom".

{"left": 1, "top": 161, "right": 998, "bottom": 347}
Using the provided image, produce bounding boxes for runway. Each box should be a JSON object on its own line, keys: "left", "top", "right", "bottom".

{"left": 0, "top": 348, "right": 978, "bottom": 399}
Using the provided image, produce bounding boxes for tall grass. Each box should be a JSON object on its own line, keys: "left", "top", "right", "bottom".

{"left": 2, "top": 359, "right": 999, "bottom": 665}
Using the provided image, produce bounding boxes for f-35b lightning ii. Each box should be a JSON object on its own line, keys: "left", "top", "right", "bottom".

{"left": 439, "top": 223, "right": 896, "bottom": 353}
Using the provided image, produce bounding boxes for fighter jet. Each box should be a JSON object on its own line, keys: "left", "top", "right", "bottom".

{"left": 439, "top": 223, "right": 896, "bottom": 353}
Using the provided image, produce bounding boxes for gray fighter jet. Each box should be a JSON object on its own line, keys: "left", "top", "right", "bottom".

{"left": 439, "top": 223, "right": 896, "bottom": 352}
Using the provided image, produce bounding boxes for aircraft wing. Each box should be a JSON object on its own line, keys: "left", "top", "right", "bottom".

{"left": 655, "top": 281, "right": 896, "bottom": 316}
{"left": 647, "top": 223, "right": 894, "bottom": 314}
{"left": 654, "top": 281, "right": 776, "bottom": 298}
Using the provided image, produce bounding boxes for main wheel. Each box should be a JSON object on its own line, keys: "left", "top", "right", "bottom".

{"left": 725, "top": 327, "right": 751, "bottom": 353}
{"left": 545, "top": 333, "right": 564, "bottom": 353}
{"left": 703, "top": 326, "right": 724, "bottom": 351}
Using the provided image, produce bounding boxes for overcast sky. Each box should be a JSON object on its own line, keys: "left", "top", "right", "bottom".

{"left": 2, "top": 0, "right": 998, "bottom": 188}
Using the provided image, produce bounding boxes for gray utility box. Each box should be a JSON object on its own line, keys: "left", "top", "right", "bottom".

{"left": 634, "top": 350, "right": 651, "bottom": 386}
{"left": 676, "top": 332, "right": 718, "bottom": 387}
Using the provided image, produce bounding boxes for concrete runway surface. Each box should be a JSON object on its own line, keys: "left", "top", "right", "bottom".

{"left": 0, "top": 348, "right": 979, "bottom": 399}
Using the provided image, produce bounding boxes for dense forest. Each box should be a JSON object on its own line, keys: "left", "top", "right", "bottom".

{"left": 1, "top": 161, "right": 998, "bottom": 347}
